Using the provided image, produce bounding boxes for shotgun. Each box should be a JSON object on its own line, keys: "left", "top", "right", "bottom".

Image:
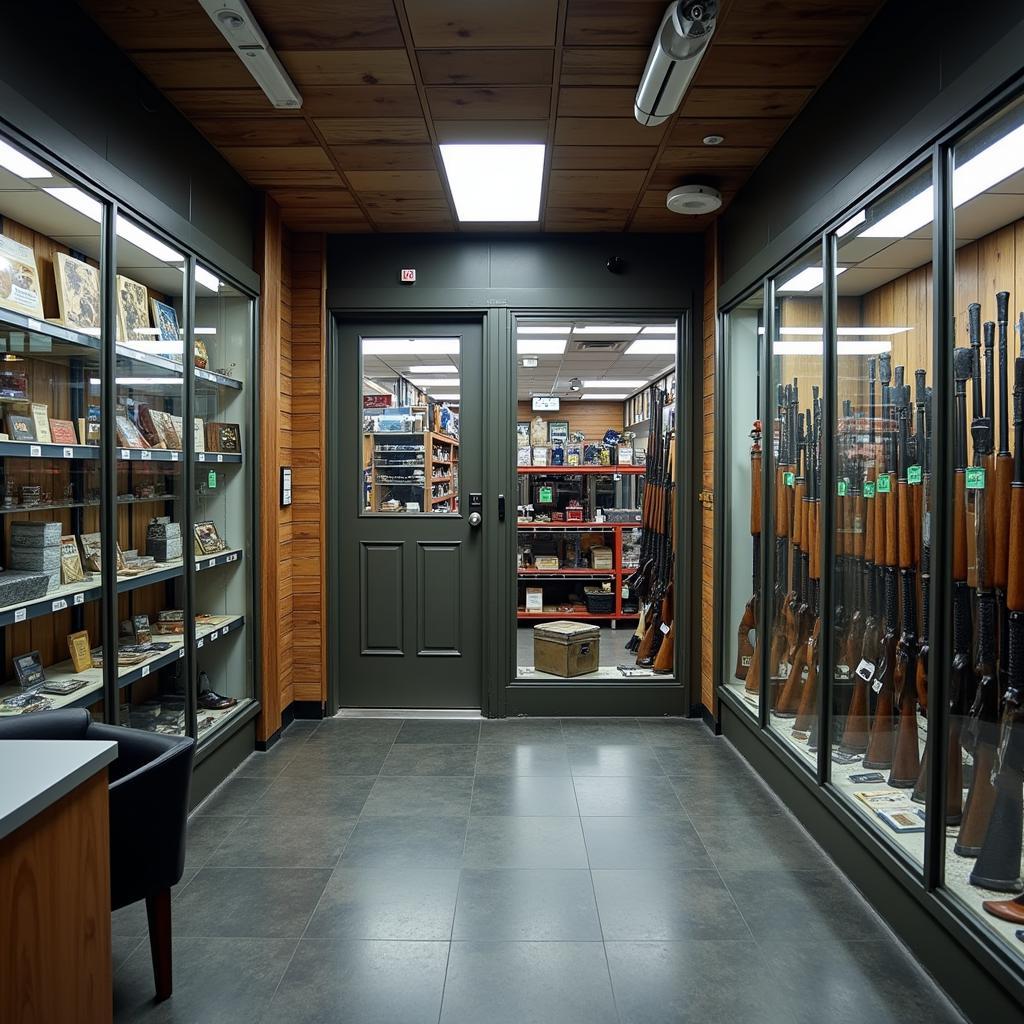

{"left": 766, "top": 385, "right": 795, "bottom": 700}
{"left": 915, "top": 374, "right": 931, "bottom": 711}
{"left": 994, "top": 292, "right": 1012, "bottom": 735}
{"left": 739, "top": 420, "right": 762, "bottom": 687}
{"left": 971, "top": 354, "right": 1024, "bottom": 895}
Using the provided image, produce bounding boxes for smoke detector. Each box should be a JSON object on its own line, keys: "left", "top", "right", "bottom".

{"left": 666, "top": 184, "right": 722, "bottom": 215}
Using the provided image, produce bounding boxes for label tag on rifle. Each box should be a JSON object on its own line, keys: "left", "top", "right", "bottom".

{"left": 800, "top": 665, "right": 810, "bottom": 682}
{"left": 778, "top": 661, "right": 792, "bottom": 680}
{"left": 877, "top": 473, "right": 892, "bottom": 494}
{"left": 783, "top": 472, "right": 795, "bottom": 487}
{"left": 966, "top": 466, "right": 986, "bottom": 490}
{"left": 863, "top": 482, "right": 876, "bottom": 499}
{"left": 907, "top": 465, "right": 922, "bottom": 485}
{"left": 741, "top": 655, "right": 752, "bottom": 668}
{"left": 836, "top": 663, "right": 851, "bottom": 679}
{"left": 872, "top": 679, "right": 883, "bottom": 693}
{"left": 837, "top": 480, "right": 847, "bottom": 497}
{"left": 855, "top": 658, "right": 875, "bottom": 683}
{"left": 660, "top": 622, "right": 670, "bottom": 635}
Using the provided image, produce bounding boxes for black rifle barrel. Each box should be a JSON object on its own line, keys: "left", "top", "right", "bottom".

{"left": 997, "top": 292, "right": 1010, "bottom": 455}
{"left": 968, "top": 302, "right": 982, "bottom": 418}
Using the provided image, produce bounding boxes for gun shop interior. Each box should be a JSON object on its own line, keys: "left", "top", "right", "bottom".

{"left": 4, "top": 3, "right": 1024, "bottom": 1024}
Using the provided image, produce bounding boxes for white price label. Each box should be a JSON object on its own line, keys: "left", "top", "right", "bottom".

{"left": 141, "top": 449, "right": 152, "bottom": 460}
{"left": 170, "top": 451, "right": 179, "bottom": 461}
{"left": 141, "top": 665, "right": 150, "bottom": 678}
{"left": 121, "top": 449, "right": 131, "bottom": 460}
{"left": 227, "top": 553, "right": 238, "bottom": 563}
{"left": 801, "top": 665, "right": 810, "bottom": 681}
{"left": 197, "top": 639, "right": 204, "bottom": 649}
{"left": 836, "top": 663, "right": 851, "bottom": 679}
{"left": 872, "top": 679, "right": 883, "bottom": 693}
{"left": 741, "top": 655, "right": 752, "bottom": 668}
{"left": 197, "top": 453, "right": 206, "bottom": 461}
{"left": 51, "top": 598, "right": 68, "bottom": 611}
{"left": 27, "top": 318, "right": 44, "bottom": 331}
{"left": 74, "top": 593, "right": 85, "bottom": 606}
{"left": 178, "top": 649, "right": 185, "bottom": 658}
{"left": 855, "top": 658, "right": 876, "bottom": 683}
{"left": 63, "top": 447, "right": 73, "bottom": 458}
{"left": 14, "top": 608, "right": 26, "bottom": 623}
{"left": 660, "top": 622, "right": 671, "bottom": 635}
{"left": 211, "top": 630, "right": 220, "bottom": 641}
{"left": 29, "top": 444, "right": 41, "bottom": 457}
{"left": 208, "top": 558, "right": 216, "bottom": 568}
{"left": 778, "top": 661, "right": 792, "bottom": 680}
{"left": 217, "top": 454, "right": 224, "bottom": 463}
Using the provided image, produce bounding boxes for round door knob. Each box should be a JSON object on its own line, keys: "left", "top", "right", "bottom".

{"left": 468, "top": 512, "right": 482, "bottom": 527}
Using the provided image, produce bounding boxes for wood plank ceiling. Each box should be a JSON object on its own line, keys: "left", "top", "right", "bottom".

{"left": 78, "top": 0, "right": 883, "bottom": 233}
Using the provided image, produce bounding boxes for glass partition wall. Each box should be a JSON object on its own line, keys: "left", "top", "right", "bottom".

{"left": 0, "top": 127, "right": 257, "bottom": 744}
{"left": 718, "top": 86, "right": 1024, "bottom": 971}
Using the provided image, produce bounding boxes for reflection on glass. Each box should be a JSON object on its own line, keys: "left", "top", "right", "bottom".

{"left": 361, "top": 338, "right": 461, "bottom": 514}
{"left": 192, "top": 267, "right": 253, "bottom": 742}
{"left": 115, "top": 214, "right": 187, "bottom": 736}
{"left": 943, "top": 95, "right": 1024, "bottom": 955}
{"left": 824, "top": 165, "right": 933, "bottom": 869}
{"left": 766, "top": 250, "right": 823, "bottom": 770}
{"left": 722, "top": 294, "right": 762, "bottom": 714}
{"left": 0, "top": 136, "right": 108, "bottom": 720}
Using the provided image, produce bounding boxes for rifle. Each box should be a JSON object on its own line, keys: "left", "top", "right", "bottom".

{"left": 840, "top": 359, "right": 877, "bottom": 753}
{"left": 738, "top": 420, "right": 762, "bottom": 686}
{"left": 766, "top": 385, "right": 795, "bottom": 702}
{"left": 637, "top": 430, "right": 675, "bottom": 667}
{"left": 972, "top": 353, "right": 1024, "bottom": 895}
{"left": 890, "top": 381, "right": 921, "bottom": 786}
{"left": 915, "top": 375, "right": 931, "bottom": 711}
{"left": 994, "top": 292, "right": 1012, "bottom": 741}
{"left": 864, "top": 358, "right": 898, "bottom": 769}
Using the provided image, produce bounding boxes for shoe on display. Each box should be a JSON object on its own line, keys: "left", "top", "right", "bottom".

{"left": 198, "top": 671, "right": 238, "bottom": 710}
{"left": 982, "top": 895, "right": 1024, "bottom": 925}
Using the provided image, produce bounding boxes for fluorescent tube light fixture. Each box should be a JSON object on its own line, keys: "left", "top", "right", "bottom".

{"left": 517, "top": 340, "right": 567, "bottom": 354}
{"left": 777, "top": 266, "right": 846, "bottom": 293}
{"left": 439, "top": 144, "right": 544, "bottom": 222}
{"left": 363, "top": 339, "right": 460, "bottom": 355}
{"left": 837, "top": 210, "right": 866, "bottom": 236}
{"left": 640, "top": 325, "right": 677, "bottom": 335}
{"left": 582, "top": 380, "right": 647, "bottom": 388}
{"left": 409, "top": 378, "right": 460, "bottom": 387}
{"left": 432, "top": 394, "right": 460, "bottom": 401}
{"left": 573, "top": 325, "right": 643, "bottom": 334}
{"left": 581, "top": 393, "right": 629, "bottom": 400}
{"left": 195, "top": 266, "right": 221, "bottom": 292}
{"left": 773, "top": 340, "right": 892, "bottom": 355}
{"left": 626, "top": 339, "right": 675, "bottom": 354}
{"left": 0, "top": 140, "right": 52, "bottom": 180}
{"left": 406, "top": 365, "right": 456, "bottom": 373}
{"left": 517, "top": 326, "right": 572, "bottom": 335}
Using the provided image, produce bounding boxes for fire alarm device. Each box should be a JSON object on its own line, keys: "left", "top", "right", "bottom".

{"left": 400, "top": 268, "right": 416, "bottom": 284}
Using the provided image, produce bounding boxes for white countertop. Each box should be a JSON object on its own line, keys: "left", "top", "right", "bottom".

{"left": 0, "top": 740, "right": 117, "bottom": 841}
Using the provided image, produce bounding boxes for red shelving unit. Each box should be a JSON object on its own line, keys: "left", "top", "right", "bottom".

{"left": 517, "top": 465, "right": 645, "bottom": 475}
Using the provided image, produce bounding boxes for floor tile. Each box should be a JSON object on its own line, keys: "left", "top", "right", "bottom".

{"left": 305, "top": 867, "right": 461, "bottom": 940}
{"left": 380, "top": 743, "right": 478, "bottom": 776}
{"left": 592, "top": 868, "right": 751, "bottom": 940}
{"left": 606, "top": 940, "right": 777, "bottom": 1024}
{"left": 471, "top": 774, "right": 578, "bottom": 816}
{"left": 653, "top": 742, "right": 748, "bottom": 776}
{"left": 582, "top": 815, "right": 714, "bottom": 870}
{"left": 362, "top": 776, "right": 474, "bottom": 817}
{"left": 171, "top": 867, "right": 332, "bottom": 938}
{"left": 464, "top": 815, "right": 589, "bottom": 868}
{"left": 561, "top": 717, "right": 646, "bottom": 744}
{"left": 206, "top": 815, "right": 356, "bottom": 868}
{"left": 441, "top": 940, "right": 618, "bottom": 1024}
{"left": 452, "top": 868, "right": 602, "bottom": 940}
{"left": 266, "top": 938, "right": 449, "bottom": 1024}
{"left": 232, "top": 743, "right": 299, "bottom": 779}
{"left": 341, "top": 815, "right": 469, "bottom": 868}
{"left": 568, "top": 743, "right": 665, "bottom": 777}
{"left": 574, "top": 775, "right": 683, "bottom": 815}
{"left": 637, "top": 719, "right": 719, "bottom": 747}
{"left": 395, "top": 720, "right": 481, "bottom": 744}
{"left": 248, "top": 774, "right": 375, "bottom": 818}
{"left": 720, "top": 869, "right": 891, "bottom": 946}
{"left": 474, "top": 742, "right": 571, "bottom": 776}
{"left": 310, "top": 718, "right": 403, "bottom": 744}
{"left": 111, "top": 933, "right": 143, "bottom": 973}
{"left": 113, "top": 937, "right": 296, "bottom": 1024}
{"left": 668, "top": 772, "right": 784, "bottom": 819}
{"left": 691, "top": 812, "right": 823, "bottom": 872}
{"left": 479, "top": 718, "right": 564, "bottom": 744}
{"left": 281, "top": 742, "right": 393, "bottom": 777}
{"left": 112, "top": 900, "right": 149, "bottom": 938}
{"left": 193, "top": 776, "right": 271, "bottom": 816}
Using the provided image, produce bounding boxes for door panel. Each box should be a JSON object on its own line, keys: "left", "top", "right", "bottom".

{"left": 338, "top": 319, "right": 483, "bottom": 709}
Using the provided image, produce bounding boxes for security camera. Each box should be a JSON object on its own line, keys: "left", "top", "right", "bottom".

{"left": 606, "top": 256, "right": 626, "bottom": 275}
{"left": 569, "top": 377, "right": 582, "bottom": 392}
{"left": 635, "top": 1, "right": 718, "bottom": 127}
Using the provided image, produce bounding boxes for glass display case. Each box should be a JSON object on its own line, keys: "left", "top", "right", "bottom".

{"left": 0, "top": 127, "right": 258, "bottom": 747}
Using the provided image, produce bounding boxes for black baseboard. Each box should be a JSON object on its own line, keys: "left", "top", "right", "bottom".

{"left": 291, "top": 700, "right": 325, "bottom": 720}
{"left": 700, "top": 704, "right": 720, "bottom": 735}
{"left": 189, "top": 719, "right": 255, "bottom": 808}
{"left": 505, "top": 683, "right": 686, "bottom": 717}
{"left": 720, "top": 700, "right": 1023, "bottom": 1024}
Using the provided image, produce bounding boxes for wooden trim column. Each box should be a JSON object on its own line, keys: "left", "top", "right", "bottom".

{"left": 700, "top": 221, "right": 718, "bottom": 713}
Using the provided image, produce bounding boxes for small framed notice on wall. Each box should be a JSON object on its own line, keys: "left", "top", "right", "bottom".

{"left": 280, "top": 466, "right": 292, "bottom": 507}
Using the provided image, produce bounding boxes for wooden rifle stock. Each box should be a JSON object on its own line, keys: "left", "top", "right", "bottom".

{"left": 653, "top": 583, "right": 675, "bottom": 673}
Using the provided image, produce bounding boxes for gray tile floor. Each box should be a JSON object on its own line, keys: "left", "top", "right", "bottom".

{"left": 112, "top": 716, "right": 966, "bottom": 1024}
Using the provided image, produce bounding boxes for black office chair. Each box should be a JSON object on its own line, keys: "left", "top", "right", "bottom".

{"left": 0, "top": 708, "right": 195, "bottom": 1001}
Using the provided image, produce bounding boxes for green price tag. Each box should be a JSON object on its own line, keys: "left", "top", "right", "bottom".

{"left": 208, "top": 471, "right": 218, "bottom": 489}
{"left": 877, "top": 473, "right": 892, "bottom": 494}
{"left": 783, "top": 472, "right": 795, "bottom": 487}
{"left": 863, "top": 482, "right": 876, "bottom": 499}
{"left": 538, "top": 485, "right": 553, "bottom": 503}
{"left": 966, "top": 466, "right": 986, "bottom": 490}
{"left": 837, "top": 480, "right": 848, "bottom": 497}
{"left": 907, "top": 465, "right": 923, "bottom": 485}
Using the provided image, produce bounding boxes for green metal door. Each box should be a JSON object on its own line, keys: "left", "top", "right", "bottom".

{"left": 335, "top": 319, "right": 484, "bottom": 708}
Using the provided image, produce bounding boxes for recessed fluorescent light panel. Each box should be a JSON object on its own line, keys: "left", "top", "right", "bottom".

{"left": 517, "top": 340, "right": 567, "bottom": 354}
{"left": 837, "top": 210, "right": 866, "bottom": 236}
{"left": 432, "top": 394, "right": 460, "bottom": 401}
{"left": 517, "top": 325, "right": 572, "bottom": 335}
{"left": 0, "top": 139, "right": 52, "bottom": 180}
{"left": 406, "top": 365, "right": 455, "bottom": 373}
{"left": 440, "top": 144, "right": 545, "bottom": 222}
{"left": 573, "top": 325, "right": 643, "bottom": 334}
{"left": 409, "top": 378, "right": 460, "bottom": 387}
{"left": 641, "top": 325, "right": 677, "bottom": 335}
{"left": 195, "top": 266, "right": 221, "bottom": 292}
{"left": 363, "top": 339, "right": 460, "bottom": 355}
{"left": 777, "top": 266, "right": 846, "bottom": 293}
{"left": 581, "top": 393, "right": 628, "bottom": 400}
{"left": 625, "top": 339, "right": 675, "bottom": 354}
{"left": 773, "top": 340, "right": 892, "bottom": 355}
{"left": 582, "top": 380, "right": 647, "bottom": 388}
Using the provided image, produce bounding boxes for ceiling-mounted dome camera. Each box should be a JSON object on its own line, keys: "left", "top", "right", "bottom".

{"left": 569, "top": 377, "right": 582, "bottom": 392}
{"left": 607, "top": 256, "right": 626, "bottom": 275}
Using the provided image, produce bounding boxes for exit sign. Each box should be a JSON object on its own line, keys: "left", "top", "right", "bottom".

{"left": 400, "top": 268, "right": 416, "bottom": 283}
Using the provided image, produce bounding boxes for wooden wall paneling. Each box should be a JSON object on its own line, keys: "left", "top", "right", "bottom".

{"left": 700, "top": 222, "right": 717, "bottom": 713}
{"left": 516, "top": 401, "right": 624, "bottom": 440}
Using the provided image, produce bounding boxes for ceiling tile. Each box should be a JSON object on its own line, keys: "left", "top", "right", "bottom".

{"left": 404, "top": 0, "right": 559, "bottom": 48}
{"left": 658, "top": 146, "right": 768, "bottom": 171}
{"left": 557, "top": 87, "right": 636, "bottom": 118}
{"left": 433, "top": 120, "right": 549, "bottom": 144}
{"left": 127, "top": 50, "right": 250, "bottom": 90}
{"left": 694, "top": 43, "right": 845, "bottom": 87}
{"left": 670, "top": 117, "right": 791, "bottom": 149}
{"left": 555, "top": 118, "right": 665, "bottom": 146}
{"left": 418, "top": 49, "right": 554, "bottom": 86}
{"left": 164, "top": 89, "right": 280, "bottom": 116}
{"left": 248, "top": 0, "right": 405, "bottom": 49}
{"left": 269, "top": 189, "right": 359, "bottom": 209}
{"left": 329, "top": 145, "right": 439, "bottom": 171}
{"left": 559, "top": 47, "right": 647, "bottom": 86}
{"left": 314, "top": 118, "right": 431, "bottom": 145}
{"left": 717, "top": 0, "right": 882, "bottom": 46}
{"left": 79, "top": 0, "right": 224, "bottom": 49}
{"left": 279, "top": 49, "right": 414, "bottom": 87}
{"left": 679, "top": 87, "right": 814, "bottom": 119}
{"left": 547, "top": 191, "right": 639, "bottom": 210}
{"left": 192, "top": 117, "right": 319, "bottom": 147}
{"left": 219, "top": 146, "right": 335, "bottom": 172}
{"left": 426, "top": 86, "right": 551, "bottom": 120}
{"left": 548, "top": 169, "right": 647, "bottom": 193}
{"left": 346, "top": 170, "right": 446, "bottom": 196}
{"left": 563, "top": 0, "right": 665, "bottom": 46}
{"left": 301, "top": 85, "right": 425, "bottom": 117}
{"left": 551, "top": 146, "right": 657, "bottom": 170}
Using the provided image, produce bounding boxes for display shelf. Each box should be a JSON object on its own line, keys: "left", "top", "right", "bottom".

{"left": 0, "top": 308, "right": 100, "bottom": 352}
{"left": 517, "top": 520, "right": 640, "bottom": 529}
{"left": 116, "top": 346, "right": 243, "bottom": 392}
{"left": 518, "top": 568, "right": 619, "bottom": 576}
{"left": 0, "top": 577, "right": 101, "bottom": 628}
{"left": 517, "top": 611, "right": 638, "bottom": 621}
{"left": 115, "top": 548, "right": 242, "bottom": 595}
{"left": 0, "top": 440, "right": 98, "bottom": 460}
{"left": 517, "top": 465, "right": 644, "bottom": 475}
{"left": 195, "top": 366, "right": 243, "bottom": 390}
{"left": 116, "top": 447, "right": 243, "bottom": 464}
{"left": 198, "top": 696, "right": 255, "bottom": 742}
